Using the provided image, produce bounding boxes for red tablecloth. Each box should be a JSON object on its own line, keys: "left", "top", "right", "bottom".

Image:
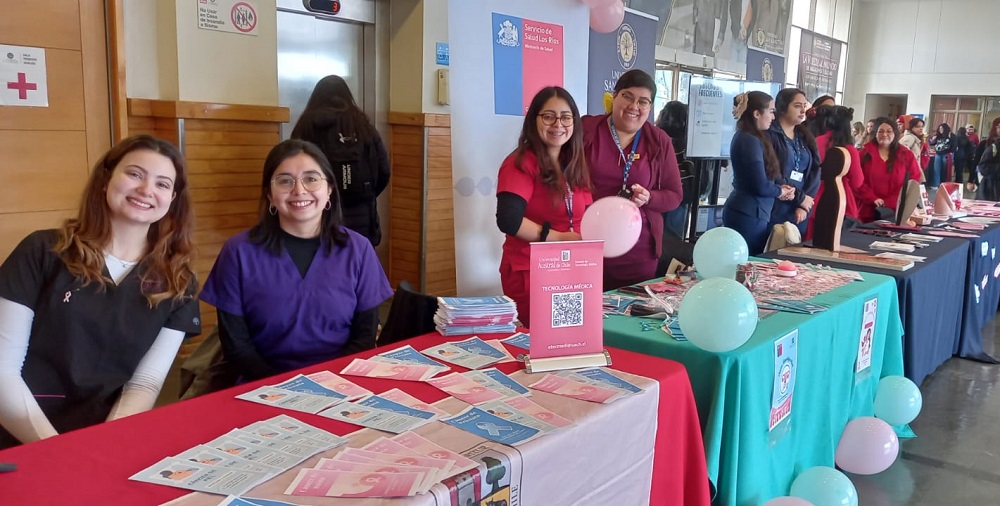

{"left": 0, "top": 333, "right": 709, "bottom": 505}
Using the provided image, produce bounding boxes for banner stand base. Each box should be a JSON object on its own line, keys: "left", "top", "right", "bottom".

{"left": 523, "top": 350, "right": 612, "bottom": 374}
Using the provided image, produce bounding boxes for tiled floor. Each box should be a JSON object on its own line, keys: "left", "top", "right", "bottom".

{"left": 856, "top": 318, "right": 1000, "bottom": 505}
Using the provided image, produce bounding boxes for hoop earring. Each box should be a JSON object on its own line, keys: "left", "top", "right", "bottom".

{"left": 324, "top": 201, "right": 332, "bottom": 211}
{"left": 268, "top": 204, "right": 277, "bottom": 215}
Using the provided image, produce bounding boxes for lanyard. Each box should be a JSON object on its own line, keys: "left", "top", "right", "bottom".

{"left": 786, "top": 135, "right": 802, "bottom": 173}
{"left": 609, "top": 118, "right": 641, "bottom": 192}
{"left": 563, "top": 181, "right": 575, "bottom": 232}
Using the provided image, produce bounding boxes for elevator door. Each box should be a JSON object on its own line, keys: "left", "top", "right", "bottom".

{"left": 277, "top": 10, "right": 366, "bottom": 139}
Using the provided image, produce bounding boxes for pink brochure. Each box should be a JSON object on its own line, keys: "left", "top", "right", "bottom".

{"left": 339, "top": 358, "right": 438, "bottom": 382}
{"left": 390, "top": 432, "right": 479, "bottom": 474}
{"left": 306, "top": 371, "right": 372, "bottom": 399}
{"left": 315, "top": 458, "right": 436, "bottom": 492}
{"left": 338, "top": 447, "right": 455, "bottom": 476}
{"left": 528, "top": 241, "right": 605, "bottom": 358}
{"left": 528, "top": 374, "right": 623, "bottom": 404}
{"left": 362, "top": 437, "right": 427, "bottom": 458}
{"left": 503, "top": 396, "right": 574, "bottom": 427}
{"left": 284, "top": 468, "right": 421, "bottom": 497}
{"left": 426, "top": 372, "right": 506, "bottom": 405}
{"left": 378, "top": 388, "right": 451, "bottom": 418}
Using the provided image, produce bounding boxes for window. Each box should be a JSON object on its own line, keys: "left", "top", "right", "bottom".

{"left": 653, "top": 67, "right": 674, "bottom": 120}
{"left": 930, "top": 95, "right": 996, "bottom": 135}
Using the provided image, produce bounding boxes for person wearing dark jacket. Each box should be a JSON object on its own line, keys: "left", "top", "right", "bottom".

{"left": 973, "top": 118, "right": 1000, "bottom": 200}
{"left": 291, "top": 75, "right": 390, "bottom": 246}
{"left": 927, "top": 123, "right": 955, "bottom": 188}
{"left": 765, "top": 88, "right": 822, "bottom": 236}
{"left": 954, "top": 127, "right": 974, "bottom": 184}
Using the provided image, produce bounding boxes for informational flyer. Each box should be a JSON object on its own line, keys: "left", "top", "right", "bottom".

{"left": 378, "top": 388, "right": 451, "bottom": 418}
{"left": 339, "top": 358, "right": 441, "bottom": 382}
{"left": 285, "top": 468, "right": 423, "bottom": 498}
{"left": 129, "top": 457, "right": 270, "bottom": 496}
{"left": 500, "top": 332, "right": 531, "bottom": 350}
{"left": 422, "top": 343, "right": 502, "bottom": 370}
{"left": 528, "top": 241, "right": 604, "bottom": 359}
{"left": 502, "top": 396, "right": 574, "bottom": 428}
{"left": 390, "top": 432, "right": 479, "bottom": 474}
{"left": 317, "top": 402, "right": 431, "bottom": 434}
{"left": 476, "top": 400, "right": 560, "bottom": 434}
{"left": 235, "top": 386, "right": 345, "bottom": 414}
{"left": 371, "top": 345, "right": 450, "bottom": 370}
{"left": 305, "top": 371, "right": 372, "bottom": 400}
{"left": 427, "top": 372, "right": 506, "bottom": 405}
{"left": 443, "top": 407, "right": 543, "bottom": 446}
{"left": 527, "top": 374, "right": 624, "bottom": 404}
{"left": 558, "top": 368, "right": 643, "bottom": 394}
{"left": 769, "top": 330, "right": 798, "bottom": 431}
{"left": 856, "top": 298, "right": 878, "bottom": 373}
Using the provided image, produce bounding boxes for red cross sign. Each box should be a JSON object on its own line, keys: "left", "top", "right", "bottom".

{"left": 7, "top": 72, "right": 37, "bottom": 100}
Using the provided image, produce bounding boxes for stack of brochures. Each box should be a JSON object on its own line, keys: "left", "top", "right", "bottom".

{"left": 434, "top": 295, "right": 518, "bottom": 336}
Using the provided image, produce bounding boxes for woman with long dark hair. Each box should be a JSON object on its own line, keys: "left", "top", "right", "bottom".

{"left": 806, "top": 105, "right": 865, "bottom": 237}
{"left": 496, "top": 87, "right": 591, "bottom": 326}
{"left": 722, "top": 91, "right": 795, "bottom": 254}
{"left": 291, "top": 75, "right": 390, "bottom": 246}
{"left": 765, "top": 88, "right": 821, "bottom": 235}
{"left": 856, "top": 118, "right": 923, "bottom": 222}
{"left": 953, "top": 127, "right": 974, "bottom": 184}
{"left": 973, "top": 118, "right": 1000, "bottom": 200}
{"left": 927, "top": 123, "right": 955, "bottom": 188}
{"left": 0, "top": 136, "right": 200, "bottom": 448}
{"left": 200, "top": 139, "right": 393, "bottom": 381}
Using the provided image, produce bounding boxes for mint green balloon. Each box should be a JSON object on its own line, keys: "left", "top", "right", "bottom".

{"left": 874, "top": 376, "right": 922, "bottom": 426}
{"left": 693, "top": 227, "right": 749, "bottom": 279}
{"left": 678, "top": 278, "right": 758, "bottom": 353}
{"left": 790, "top": 467, "right": 858, "bottom": 506}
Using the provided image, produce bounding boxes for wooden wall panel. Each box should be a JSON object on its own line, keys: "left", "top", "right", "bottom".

{"left": 0, "top": 131, "right": 89, "bottom": 214}
{"left": 1, "top": 0, "right": 82, "bottom": 51}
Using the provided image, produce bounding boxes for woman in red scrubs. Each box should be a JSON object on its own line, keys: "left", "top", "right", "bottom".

{"left": 582, "top": 69, "right": 683, "bottom": 289}
{"left": 496, "top": 87, "right": 593, "bottom": 327}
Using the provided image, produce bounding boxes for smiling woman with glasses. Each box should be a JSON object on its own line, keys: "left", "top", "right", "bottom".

{"left": 581, "top": 68, "right": 683, "bottom": 290}
{"left": 496, "top": 86, "right": 592, "bottom": 326}
{"left": 200, "top": 139, "right": 392, "bottom": 381}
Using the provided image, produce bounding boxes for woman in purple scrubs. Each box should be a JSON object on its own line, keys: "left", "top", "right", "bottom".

{"left": 200, "top": 139, "right": 393, "bottom": 381}
{"left": 582, "top": 69, "right": 684, "bottom": 289}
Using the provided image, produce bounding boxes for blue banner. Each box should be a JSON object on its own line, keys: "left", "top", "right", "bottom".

{"left": 746, "top": 48, "right": 785, "bottom": 84}
{"left": 587, "top": 9, "right": 657, "bottom": 116}
{"left": 493, "top": 13, "right": 525, "bottom": 116}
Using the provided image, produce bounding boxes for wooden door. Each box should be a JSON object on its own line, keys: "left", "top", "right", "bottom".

{"left": 0, "top": 0, "right": 111, "bottom": 260}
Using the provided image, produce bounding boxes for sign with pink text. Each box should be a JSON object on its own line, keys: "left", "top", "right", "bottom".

{"left": 528, "top": 240, "right": 603, "bottom": 359}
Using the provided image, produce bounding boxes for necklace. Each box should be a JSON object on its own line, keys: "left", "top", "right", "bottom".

{"left": 105, "top": 252, "right": 139, "bottom": 269}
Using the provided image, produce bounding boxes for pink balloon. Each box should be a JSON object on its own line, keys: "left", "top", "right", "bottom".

{"left": 580, "top": 196, "right": 641, "bottom": 258}
{"left": 589, "top": 2, "right": 625, "bottom": 34}
{"left": 763, "top": 498, "right": 814, "bottom": 506}
{"left": 764, "top": 495, "right": 813, "bottom": 506}
{"left": 835, "top": 416, "right": 899, "bottom": 475}
{"left": 581, "top": 0, "right": 617, "bottom": 7}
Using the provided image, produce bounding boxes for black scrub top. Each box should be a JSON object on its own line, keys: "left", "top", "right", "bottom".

{"left": 0, "top": 230, "right": 200, "bottom": 448}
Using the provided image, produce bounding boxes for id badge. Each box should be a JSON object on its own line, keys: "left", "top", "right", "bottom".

{"left": 790, "top": 170, "right": 804, "bottom": 183}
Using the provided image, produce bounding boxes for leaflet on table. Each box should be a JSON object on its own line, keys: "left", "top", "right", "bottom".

{"left": 500, "top": 331, "right": 531, "bottom": 350}
{"left": 502, "top": 396, "right": 574, "bottom": 428}
{"left": 421, "top": 342, "right": 502, "bottom": 370}
{"left": 561, "top": 368, "right": 644, "bottom": 394}
{"left": 218, "top": 496, "right": 304, "bottom": 506}
{"left": 436, "top": 323, "right": 518, "bottom": 336}
{"left": 317, "top": 400, "right": 431, "bottom": 433}
{"left": 172, "top": 445, "right": 282, "bottom": 473}
{"left": 426, "top": 372, "right": 507, "bottom": 405}
{"left": 370, "top": 344, "right": 450, "bottom": 370}
{"left": 377, "top": 388, "right": 451, "bottom": 418}
{"left": 450, "top": 336, "right": 509, "bottom": 360}
{"left": 484, "top": 339, "right": 517, "bottom": 363}
{"left": 129, "top": 456, "right": 270, "bottom": 496}
{"left": 313, "top": 459, "right": 437, "bottom": 493}
{"left": 231, "top": 431, "right": 327, "bottom": 458}
{"left": 285, "top": 468, "right": 423, "bottom": 498}
{"left": 464, "top": 368, "right": 531, "bottom": 397}
{"left": 769, "top": 330, "right": 798, "bottom": 431}
{"left": 243, "top": 417, "right": 348, "bottom": 448}
{"left": 270, "top": 375, "right": 348, "bottom": 401}
{"left": 476, "top": 399, "right": 561, "bottom": 433}
{"left": 443, "top": 406, "right": 543, "bottom": 446}
{"left": 355, "top": 394, "right": 439, "bottom": 420}
{"left": 304, "top": 371, "right": 372, "bottom": 400}
{"left": 235, "top": 386, "right": 345, "bottom": 414}
{"left": 262, "top": 414, "right": 350, "bottom": 447}
{"left": 204, "top": 433, "right": 309, "bottom": 469}
{"left": 856, "top": 298, "right": 877, "bottom": 374}
{"left": 875, "top": 252, "right": 927, "bottom": 263}
{"left": 437, "top": 295, "right": 516, "bottom": 312}
{"left": 527, "top": 374, "right": 625, "bottom": 403}
{"left": 335, "top": 447, "right": 455, "bottom": 481}
{"left": 390, "top": 432, "right": 480, "bottom": 474}
{"left": 529, "top": 241, "right": 605, "bottom": 359}
{"left": 361, "top": 437, "right": 451, "bottom": 488}
{"left": 339, "top": 358, "right": 442, "bottom": 381}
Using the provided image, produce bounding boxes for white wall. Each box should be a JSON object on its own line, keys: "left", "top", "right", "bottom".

{"left": 423, "top": 0, "right": 450, "bottom": 113}
{"left": 844, "top": 0, "right": 1000, "bottom": 120}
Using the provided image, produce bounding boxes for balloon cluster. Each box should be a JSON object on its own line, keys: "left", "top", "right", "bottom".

{"left": 768, "top": 376, "right": 922, "bottom": 505}
{"left": 581, "top": 0, "right": 625, "bottom": 33}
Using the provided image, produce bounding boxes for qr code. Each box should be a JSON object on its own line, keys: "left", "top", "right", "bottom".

{"left": 551, "top": 291, "right": 584, "bottom": 328}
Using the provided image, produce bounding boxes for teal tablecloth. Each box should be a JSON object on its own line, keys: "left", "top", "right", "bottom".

{"left": 603, "top": 271, "right": 905, "bottom": 506}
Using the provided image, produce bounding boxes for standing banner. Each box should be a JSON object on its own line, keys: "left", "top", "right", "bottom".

{"left": 528, "top": 241, "right": 604, "bottom": 359}
{"left": 449, "top": 0, "right": 590, "bottom": 296}
{"left": 797, "top": 29, "right": 843, "bottom": 101}
{"left": 587, "top": 8, "right": 657, "bottom": 117}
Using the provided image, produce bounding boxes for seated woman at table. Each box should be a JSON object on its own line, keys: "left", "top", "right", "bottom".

{"left": 497, "top": 86, "right": 592, "bottom": 327}
{"left": 806, "top": 105, "right": 865, "bottom": 237}
{"left": 200, "top": 139, "right": 393, "bottom": 381}
{"left": 856, "top": 117, "right": 923, "bottom": 222}
{"left": 0, "top": 135, "right": 200, "bottom": 448}
{"left": 765, "top": 88, "right": 822, "bottom": 236}
{"left": 722, "top": 91, "right": 796, "bottom": 255}
{"left": 582, "top": 69, "right": 683, "bottom": 289}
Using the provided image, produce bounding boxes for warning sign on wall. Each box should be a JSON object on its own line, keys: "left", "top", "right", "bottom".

{"left": 0, "top": 44, "right": 48, "bottom": 107}
{"left": 198, "top": 0, "right": 259, "bottom": 36}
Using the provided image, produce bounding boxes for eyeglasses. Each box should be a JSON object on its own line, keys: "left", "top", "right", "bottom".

{"left": 539, "top": 112, "right": 575, "bottom": 127}
{"left": 618, "top": 91, "right": 652, "bottom": 109}
{"left": 271, "top": 174, "right": 327, "bottom": 192}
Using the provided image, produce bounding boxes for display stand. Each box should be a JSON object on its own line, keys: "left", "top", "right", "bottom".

{"left": 523, "top": 351, "right": 613, "bottom": 374}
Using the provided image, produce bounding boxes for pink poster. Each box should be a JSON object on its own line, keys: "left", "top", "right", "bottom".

{"left": 520, "top": 19, "right": 564, "bottom": 114}
{"left": 528, "top": 241, "right": 604, "bottom": 359}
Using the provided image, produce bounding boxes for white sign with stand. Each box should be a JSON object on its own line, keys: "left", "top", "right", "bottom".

{"left": 0, "top": 44, "right": 48, "bottom": 107}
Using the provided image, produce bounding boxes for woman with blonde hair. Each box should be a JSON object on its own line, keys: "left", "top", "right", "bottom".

{"left": 0, "top": 136, "right": 200, "bottom": 448}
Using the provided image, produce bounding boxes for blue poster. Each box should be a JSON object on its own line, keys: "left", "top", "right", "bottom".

{"left": 587, "top": 9, "right": 658, "bottom": 116}
{"left": 746, "top": 48, "right": 785, "bottom": 84}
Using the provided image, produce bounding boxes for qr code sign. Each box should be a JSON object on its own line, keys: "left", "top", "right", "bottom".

{"left": 551, "top": 291, "right": 584, "bottom": 328}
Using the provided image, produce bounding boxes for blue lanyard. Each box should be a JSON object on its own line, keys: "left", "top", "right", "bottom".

{"left": 786, "top": 135, "right": 801, "bottom": 173}
{"left": 609, "top": 118, "right": 641, "bottom": 192}
{"left": 563, "top": 181, "right": 575, "bottom": 232}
